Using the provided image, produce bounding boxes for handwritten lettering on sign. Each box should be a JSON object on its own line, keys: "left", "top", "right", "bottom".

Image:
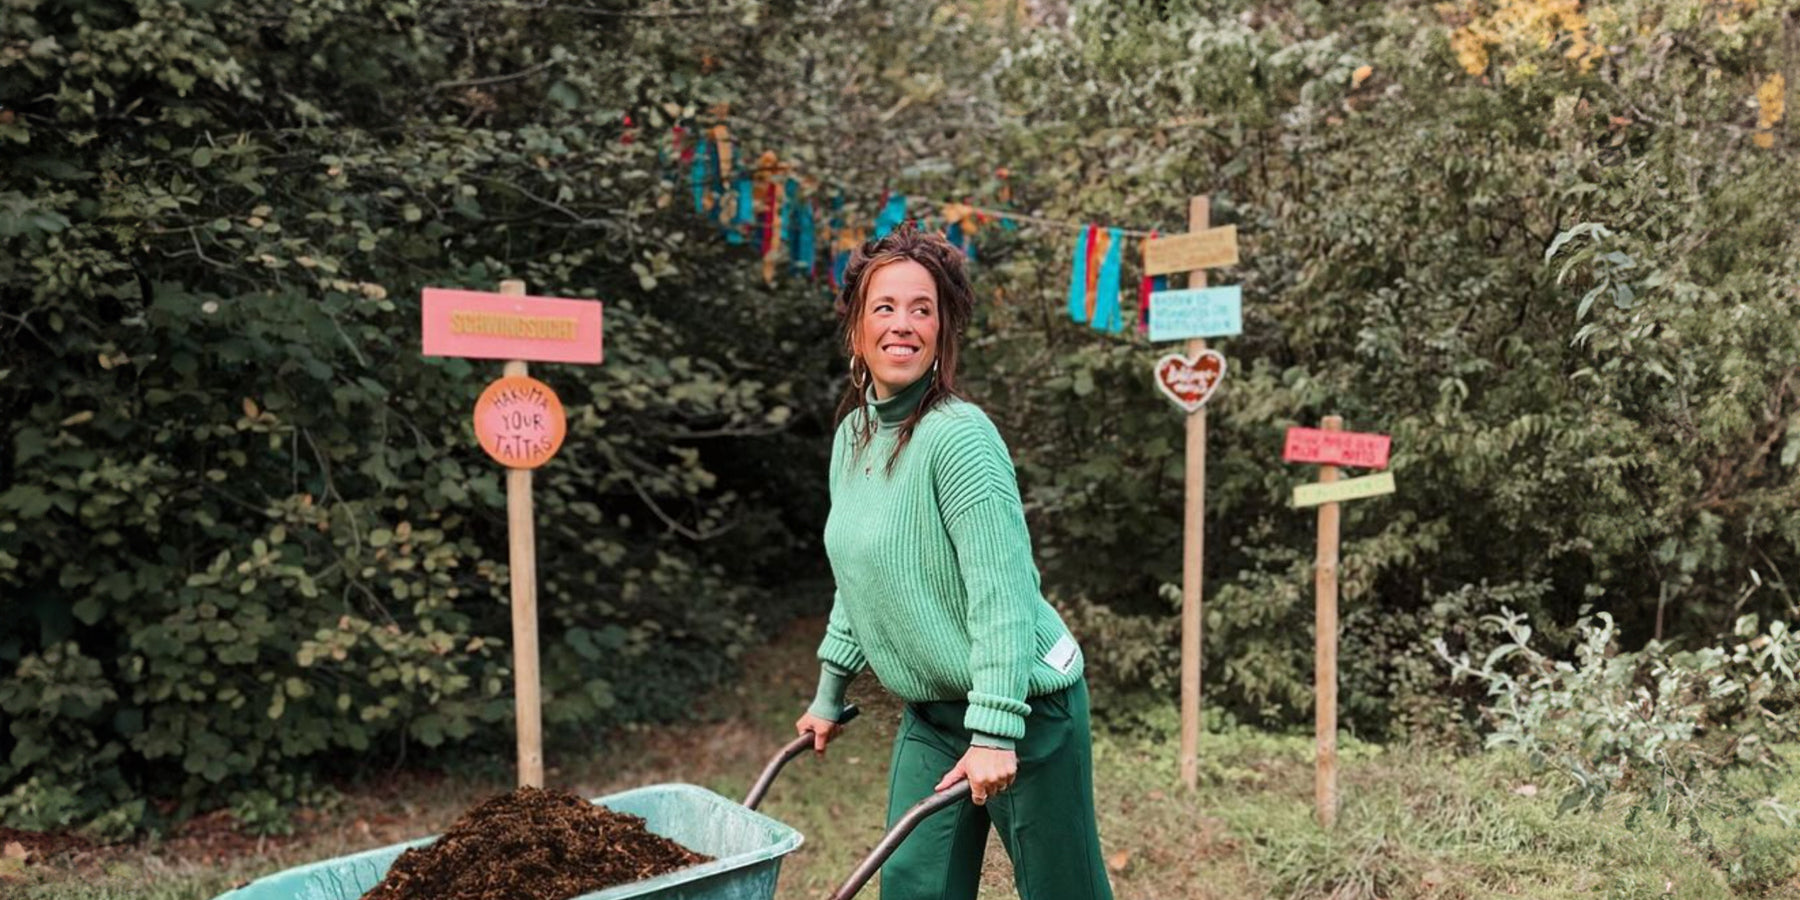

{"left": 1292, "top": 472, "right": 1396, "bottom": 508}
{"left": 1142, "top": 226, "right": 1240, "bottom": 277}
{"left": 1148, "top": 286, "right": 1243, "bottom": 342}
{"left": 1154, "top": 350, "right": 1227, "bottom": 414}
{"left": 474, "top": 376, "right": 567, "bottom": 469}
{"left": 1283, "top": 427, "right": 1392, "bottom": 469}
{"left": 423, "top": 288, "right": 603, "bottom": 364}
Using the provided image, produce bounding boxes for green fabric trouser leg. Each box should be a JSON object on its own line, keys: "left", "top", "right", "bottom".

{"left": 880, "top": 679, "right": 1114, "bottom": 900}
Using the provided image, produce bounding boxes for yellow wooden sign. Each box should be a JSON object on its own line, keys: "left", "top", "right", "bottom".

{"left": 1292, "top": 472, "right": 1395, "bottom": 508}
{"left": 1143, "top": 226, "right": 1239, "bottom": 276}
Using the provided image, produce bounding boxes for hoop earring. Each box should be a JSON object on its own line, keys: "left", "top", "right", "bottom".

{"left": 851, "top": 356, "right": 869, "bottom": 391}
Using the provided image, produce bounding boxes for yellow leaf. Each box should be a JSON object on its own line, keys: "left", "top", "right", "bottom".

{"left": 1756, "top": 73, "right": 1785, "bottom": 129}
{"left": 243, "top": 397, "right": 260, "bottom": 418}
{"left": 59, "top": 410, "right": 94, "bottom": 427}
{"left": 1352, "top": 65, "right": 1374, "bottom": 88}
{"left": 1753, "top": 131, "right": 1775, "bottom": 149}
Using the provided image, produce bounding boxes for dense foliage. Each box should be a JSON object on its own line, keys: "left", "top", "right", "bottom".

{"left": 3, "top": 0, "right": 1796, "bottom": 836}
{"left": 0, "top": 0, "right": 997, "bottom": 834}
{"left": 957, "top": 0, "right": 1800, "bottom": 739}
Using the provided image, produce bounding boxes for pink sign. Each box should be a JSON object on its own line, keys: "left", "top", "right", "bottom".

{"left": 422, "top": 288, "right": 603, "bottom": 364}
{"left": 1283, "top": 427, "right": 1391, "bottom": 469}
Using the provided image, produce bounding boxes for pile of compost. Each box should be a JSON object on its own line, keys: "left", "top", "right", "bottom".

{"left": 361, "top": 787, "right": 711, "bottom": 900}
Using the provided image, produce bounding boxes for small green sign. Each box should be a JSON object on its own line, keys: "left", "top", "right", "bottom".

{"left": 1292, "top": 472, "right": 1396, "bottom": 508}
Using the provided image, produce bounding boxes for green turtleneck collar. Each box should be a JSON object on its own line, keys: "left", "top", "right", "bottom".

{"left": 869, "top": 370, "right": 935, "bottom": 431}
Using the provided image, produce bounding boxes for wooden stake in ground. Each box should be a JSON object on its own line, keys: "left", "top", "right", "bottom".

{"left": 1144, "top": 196, "right": 1242, "bottom": 791}
{"left": 1284, "top": 419, "right": 1394, "bottom": 827}
{"left": 421, "top": 279, "right": 602, "bottom": 789}
{"left": 1179, "top": 196, "right": 1211, "bottom": 792}
{"left": 1312, "top": 415, "right": 1342, "bottom": 827}
{"left": 499, "top": 280, "right": 544, "bottom": 788}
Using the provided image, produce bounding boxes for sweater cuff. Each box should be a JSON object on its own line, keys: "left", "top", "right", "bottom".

{"left": 963, "top": 691, "right": 1031, "bottom": 742}
{"left": 807, "top": 663, "right": 857, "bottom": 722}
{"left": 970, "top": 732, "right": 1017, "bottom": 751}
{"left": 819, "top": 631, "right": 867, "bottom": 675}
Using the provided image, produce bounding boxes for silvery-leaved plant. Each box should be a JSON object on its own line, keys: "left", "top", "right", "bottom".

{"left": 1436, "top": 609, "right": 1798, "bottom": 839}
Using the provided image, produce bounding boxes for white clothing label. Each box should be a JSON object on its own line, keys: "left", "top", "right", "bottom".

{"left": 1044, "top": 635, "right": 1080, "bottom": 674}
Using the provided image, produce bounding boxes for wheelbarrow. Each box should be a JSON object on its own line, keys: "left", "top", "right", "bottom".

{"left": 214, "top": 706, "right": 969, "bottom": 900}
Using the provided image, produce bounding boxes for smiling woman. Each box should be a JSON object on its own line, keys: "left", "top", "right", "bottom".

{"left": 791, "top": 223, "right": 1115, "bottom": 900}
{"left": 856, "top": 260, "right": 941, "bottom": 396}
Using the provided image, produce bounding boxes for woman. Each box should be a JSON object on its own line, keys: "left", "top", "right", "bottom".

{"left": 794, "top": 223, "right": 1114, "bottom": 900}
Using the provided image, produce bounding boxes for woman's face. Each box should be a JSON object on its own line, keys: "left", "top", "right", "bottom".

{"left": 857, "top": 259, "right": 940, "bottom": 398}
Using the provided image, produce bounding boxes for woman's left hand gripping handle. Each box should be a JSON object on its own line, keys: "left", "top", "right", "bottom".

{"left": 795, "top": 712, "right": 846, "bottom": 757}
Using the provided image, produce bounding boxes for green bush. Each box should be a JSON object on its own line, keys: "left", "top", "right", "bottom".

{"left": 1439, "top": 609, "right": 1799, "bottom": 842}
{"left": 0, "top": 0, "right": 868, "bottom": 835}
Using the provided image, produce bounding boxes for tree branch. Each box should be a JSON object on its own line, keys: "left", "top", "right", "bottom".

{"left": 432, "top": 59, "right": 560, "bottom": 91}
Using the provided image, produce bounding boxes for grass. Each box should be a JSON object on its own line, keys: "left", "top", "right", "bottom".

{"left": 11, "top": 621, "right": 1799, "bottom": 899}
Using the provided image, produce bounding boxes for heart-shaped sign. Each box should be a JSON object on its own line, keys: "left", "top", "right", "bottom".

{"left": 1154, "top": 350, "right": 1227, "bottom": 414}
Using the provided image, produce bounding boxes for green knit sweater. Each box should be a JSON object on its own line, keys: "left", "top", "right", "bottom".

{"left": 809, "top": 374, "right": 1084, "bottom": 750}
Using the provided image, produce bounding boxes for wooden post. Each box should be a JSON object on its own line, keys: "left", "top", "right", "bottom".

{"left": 1179, "top": 196, "right": 1210, "bottom": 791}
{"left": 1314, "top": 415, "right": 1343, "bottom": 827}
{"left": 500, "top": 278, "right": 545, "bottom": 789}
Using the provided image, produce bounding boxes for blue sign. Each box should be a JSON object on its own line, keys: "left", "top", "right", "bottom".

{"left": 1147, "top": 286, "right": 1243, "bottom": 342}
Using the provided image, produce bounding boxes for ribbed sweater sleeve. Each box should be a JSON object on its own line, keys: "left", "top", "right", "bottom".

{"left": 812, "top": 424, "right": 865, "bottom": 722}
{"left": 933, "top": 411, "right": 1038, "bottom": 742}
{"left": 812, "top": 589, "right": 866, "bottom": 720}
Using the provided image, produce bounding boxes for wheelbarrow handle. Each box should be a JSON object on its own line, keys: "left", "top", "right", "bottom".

{"left": 827, "top": 781, "right": 973, "bottom": 900}
{"left": 742, "top": 704, "right": 862, "bottom": 811}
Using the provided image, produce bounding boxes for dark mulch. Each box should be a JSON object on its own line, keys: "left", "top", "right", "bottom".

{"left": 360, "top": 787, "right": 711, "bottom": 900}
{"left": 0, "top": 826, "right": 95, "bottom": 864}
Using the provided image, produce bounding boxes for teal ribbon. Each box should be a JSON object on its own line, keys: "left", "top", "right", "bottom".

{"left": 1066, "top": 229, "right": 1092, "bottom": 323}
{"left": 873, "top": 194, "right": 907, "bottom": 238}
{"left": 690, "top": 140, "right": 712, "bottom": 215}
{"left": 726, "top": 169, "right": 753, "bottom": 245}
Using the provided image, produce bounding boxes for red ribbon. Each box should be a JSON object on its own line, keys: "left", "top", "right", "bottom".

{"left": 1138, "top": 229, "right": 1159, "bottom": 333}
{"left": 760, "top": 180, "right": 779, "bottom": 255}
{"left": 1082, "top": 224, "right": 1101, "bottom": 319}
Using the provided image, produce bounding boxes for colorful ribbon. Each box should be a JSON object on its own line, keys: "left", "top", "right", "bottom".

{"left": 1137, "top": 229, "right": 1169, "bottom": 334}
{"left": 1066, "top": 226, "right": 1093, "bottom": 323}
{"left": 828, "top": 192, "right": 848, "bottom": 290}
{"left": 873, "top": 193, "right": 908, "bottom": 239}
{"left": 787, "top": 180, "right": 815, "bottom": 277}
{"left": 1083, "top": 225, "right": 1105, "bottom": 322}
{"left": 691, "top": 139, "right": 713, "bottom": 215}
{"left": 727, "top": 168, "right": 753, "bottom": 245}
{"left": 1091, "top": 227, "right": 1124, "bottom": 333}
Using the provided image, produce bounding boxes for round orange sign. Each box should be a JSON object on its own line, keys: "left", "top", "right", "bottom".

{"left": 473, "top": 376, "right": 567, "bottom": 469}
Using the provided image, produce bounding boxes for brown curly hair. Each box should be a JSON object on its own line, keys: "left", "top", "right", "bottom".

{"left": 833, "top": 221, "right": 975, "bottom": 472}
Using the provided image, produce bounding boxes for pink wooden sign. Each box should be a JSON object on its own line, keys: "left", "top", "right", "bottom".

{"left": 1283, "top": 427, "right": 1391, "bottom": 469}
{"left": 421, "top": 288, "right": 603, "bottom": 364}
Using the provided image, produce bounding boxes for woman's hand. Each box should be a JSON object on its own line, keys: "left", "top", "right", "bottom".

{"left": 794, "top": 712, "right": 843, "bottom": 756}
{"left": 934, "top": 746, "right": 1018, "bottom": 805}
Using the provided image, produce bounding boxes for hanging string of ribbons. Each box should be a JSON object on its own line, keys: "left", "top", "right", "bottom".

{"left": 659, "top": 121, "right": 1173, "bottom": 334}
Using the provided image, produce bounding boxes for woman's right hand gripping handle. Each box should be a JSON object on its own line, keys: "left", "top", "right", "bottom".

{"left": 794, "top": 711, "right": 844, "bottom": 756}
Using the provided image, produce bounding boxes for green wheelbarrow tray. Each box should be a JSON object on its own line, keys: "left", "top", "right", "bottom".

{"left": 213, "top": 706, "right": 970, "bottom": 900}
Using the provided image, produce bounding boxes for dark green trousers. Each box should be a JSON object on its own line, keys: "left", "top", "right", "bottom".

{"left": 882, "top": 679, "right": 1114, "bottom": 900}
